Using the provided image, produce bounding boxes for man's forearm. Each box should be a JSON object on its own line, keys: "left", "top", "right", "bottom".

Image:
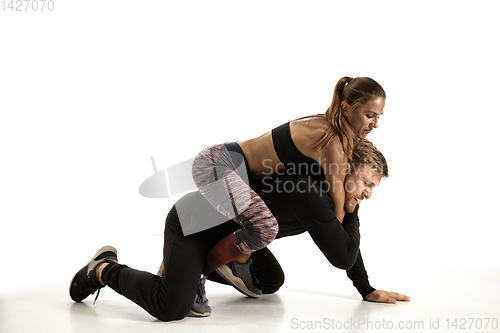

{"left": 346, "top": 251, "right": 375, "bottom": 298}
{"left": 343, "top": 207, "right": 375, "bottom": 297}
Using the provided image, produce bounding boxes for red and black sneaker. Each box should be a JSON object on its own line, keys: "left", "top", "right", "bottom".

{"left": 69, "top": 246, "right": 118, "bottom": 303}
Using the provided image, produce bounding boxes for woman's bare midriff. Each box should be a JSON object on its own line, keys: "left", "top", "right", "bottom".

{"left": 238, "top": 116, "right": 331, "bottom": 179}
{"left": 238, "top": 132, "right": 284, "bottom": 179}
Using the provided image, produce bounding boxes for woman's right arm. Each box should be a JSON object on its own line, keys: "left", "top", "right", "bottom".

{"left": 316, "top": 136, "right": 349, "bottom": 223}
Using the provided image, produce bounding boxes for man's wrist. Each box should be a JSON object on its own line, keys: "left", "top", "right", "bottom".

{"left": 354, "top": 278, "right": 375, "bottom": 298}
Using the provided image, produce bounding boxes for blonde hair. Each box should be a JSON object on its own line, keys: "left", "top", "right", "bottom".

{"left": 352, "top": 139, "right": 388, "bottom": 179}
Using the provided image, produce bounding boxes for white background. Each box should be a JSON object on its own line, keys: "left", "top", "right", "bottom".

{"left": 1, "top": 0, "right": 499, "bottom": 304}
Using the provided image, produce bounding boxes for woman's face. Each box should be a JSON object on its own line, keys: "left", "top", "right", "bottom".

{"left": 343, "top": 97, "right": 385, "bottom": 139}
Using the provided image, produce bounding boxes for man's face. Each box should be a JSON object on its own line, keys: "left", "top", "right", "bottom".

{"left": 344, "top": 164, "right": 382, "bottom": 213}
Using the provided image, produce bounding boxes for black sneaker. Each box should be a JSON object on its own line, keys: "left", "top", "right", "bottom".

{"left": 216, "top": 259, "right": 262, "bottom": 298}
{"left": 69, "top": 246, "right": 118, "bottom": 303}
{"left": 189, "top": 275, "right": 212, "bottom": 317}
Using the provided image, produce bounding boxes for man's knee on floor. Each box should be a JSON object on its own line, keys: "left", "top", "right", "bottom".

{"left": 152, "top": 301, "right": 191, "bottom": 322}
{"left": 261, "top": 282, "right": 283, "bottom": 295}
{"left": 259, "top": 270, "right": 284, "bottom": 295}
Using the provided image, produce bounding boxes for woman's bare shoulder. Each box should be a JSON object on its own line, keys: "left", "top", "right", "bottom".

{"left": 289, "top": 115, "right": 333, "bottom": 158}
{"left": 290, "top": 116, "right": 331, "bottom": 141}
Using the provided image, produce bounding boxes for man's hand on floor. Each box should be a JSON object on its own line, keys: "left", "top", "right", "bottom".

{"left": 364, "top": 290, "right": 410, "bottom": 304}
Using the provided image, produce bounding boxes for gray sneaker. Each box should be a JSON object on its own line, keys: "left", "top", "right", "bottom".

{"left": 189, "top": 275, "right": 212, "bottom": 317}
{"left": 216, "top": 259, "right": 262, "bottom": 298}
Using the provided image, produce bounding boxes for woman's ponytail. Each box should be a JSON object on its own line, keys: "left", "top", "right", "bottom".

{"left": 317, "top": 76, "right": 386, "bottom": 161}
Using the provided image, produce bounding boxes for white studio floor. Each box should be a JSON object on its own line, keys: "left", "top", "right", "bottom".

{"left": 2, "top": 237, "right": 500, "bottom": 333}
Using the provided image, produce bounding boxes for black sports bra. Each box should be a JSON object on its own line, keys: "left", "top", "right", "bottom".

{"left": 271, "top": 115, "right": 324, "bottom": 175}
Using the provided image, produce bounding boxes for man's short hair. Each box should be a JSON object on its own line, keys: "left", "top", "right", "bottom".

{"left": 352, "top": 139, "right": 388, "bottom": 179}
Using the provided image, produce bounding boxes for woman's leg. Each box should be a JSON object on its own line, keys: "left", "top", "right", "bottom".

{"left": 192, "top": 143, "right": 279, "bottom": 275}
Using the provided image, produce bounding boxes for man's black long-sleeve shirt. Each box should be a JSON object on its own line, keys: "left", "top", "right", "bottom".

{"left": 250, "top": 173, "right": 376, "bottom": 297}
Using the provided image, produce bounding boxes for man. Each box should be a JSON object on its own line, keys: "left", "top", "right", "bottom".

{"left": 211, "top": 139, "right": 409, "bottom": 305}
{"left": 69, "top": 139, "right": 409, "bottom": 322}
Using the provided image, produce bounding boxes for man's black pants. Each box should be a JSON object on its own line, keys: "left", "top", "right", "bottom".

{"left": 101, "top": 193, "right": 284, "bottom": 321}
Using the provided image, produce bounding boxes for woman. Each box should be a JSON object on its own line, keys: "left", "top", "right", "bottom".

{"left": 191, "top": 76, "right": 386, "bottom": 306}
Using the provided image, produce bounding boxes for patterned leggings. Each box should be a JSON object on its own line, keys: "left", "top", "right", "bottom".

{"left": 192, "top": 142, "right": 278, "bottom": 274}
